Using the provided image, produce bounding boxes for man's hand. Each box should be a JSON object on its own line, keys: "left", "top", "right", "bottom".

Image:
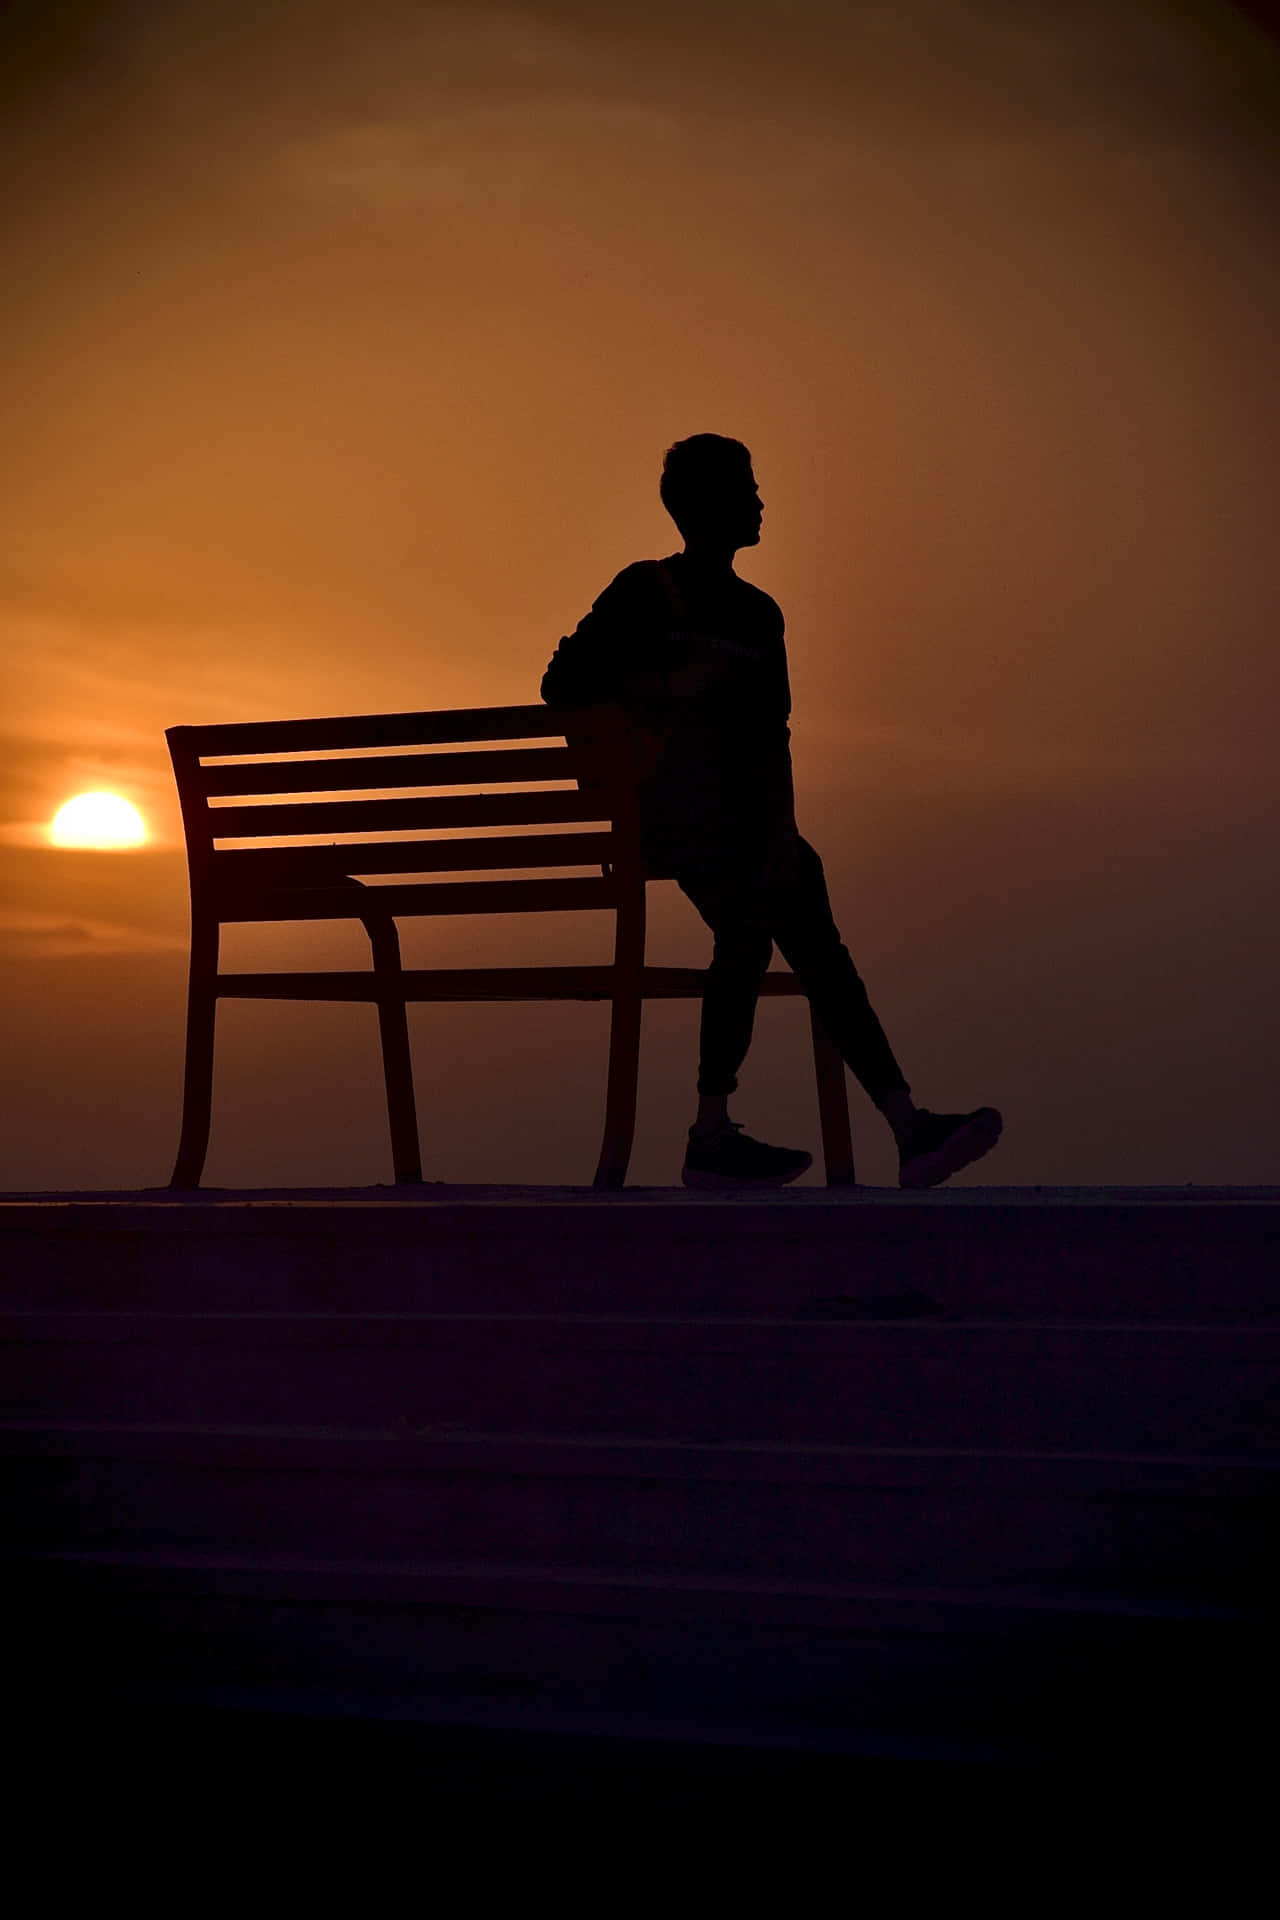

{"left": 562, "top": 702, "right": 664, "bottom": 790}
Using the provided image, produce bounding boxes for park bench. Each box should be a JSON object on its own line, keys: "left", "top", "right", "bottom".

{"left": 166, "top": 703, "right": 856, "bottom": 1189}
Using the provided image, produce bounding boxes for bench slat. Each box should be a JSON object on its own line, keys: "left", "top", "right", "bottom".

{"left": 215, "top": 965, "right": 622, "bottom": 1002}
{"left": 211, "top": 833, "right": 615, "bottom": 885}
{"left": 215, "top": 876, "right": 620, "bottom": 922}
{"left": 198, "top": 745, "right": 575, "bottom": 798}
{"left": 209, "top": 790, "right": 609, "bottom": 839}
{"left": 213, "top": 965, "right": 810, "bottom": 1002}
{"left": 169, "top": 705, "right": 562, "bottom": 758}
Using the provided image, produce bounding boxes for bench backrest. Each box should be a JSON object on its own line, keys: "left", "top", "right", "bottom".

{"left": 166, "top": 703, "right": 639, "bottom": 924}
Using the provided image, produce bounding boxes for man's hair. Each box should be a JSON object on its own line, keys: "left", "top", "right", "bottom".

{"left": 659, "top": 434, "right": 753, "bottom": 534}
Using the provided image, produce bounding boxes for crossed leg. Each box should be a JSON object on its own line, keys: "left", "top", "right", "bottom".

{"left": 675, "top": 832, "right": 910, "bottom": 1106}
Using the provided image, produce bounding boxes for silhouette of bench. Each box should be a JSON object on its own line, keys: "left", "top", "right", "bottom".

{"left": 166, "top": 703, "right": 855, "bottom": 1189}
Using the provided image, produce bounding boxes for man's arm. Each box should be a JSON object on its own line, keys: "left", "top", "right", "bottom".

{"left": 541, "top": 565, "right": 655, "bottom": 707}
{"left": 542, "top": 566, "right": 674, "bottom": 795}
{"left": 542, "top": 562, "right": 731, "bottom": 709}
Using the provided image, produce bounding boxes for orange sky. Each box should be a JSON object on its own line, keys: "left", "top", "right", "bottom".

{"left": 2, "top": 0, "right": 1277, "bottom": 1189}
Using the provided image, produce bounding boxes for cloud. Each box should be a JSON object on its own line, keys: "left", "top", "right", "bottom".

{"left": 281, "top": 96, "right": 684, "bottom": 212}
{"left": 0, "top": 909, "right": 186, "bottom": 958}
{"left": 264, "top": 0, "right": 1279, "bottom": 237}
{"left": 15, "top": 1, "right": 1272, "bottom": 219}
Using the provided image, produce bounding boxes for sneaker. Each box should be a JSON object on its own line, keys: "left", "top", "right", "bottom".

{"left": 682, "top": 1122, "right": 813, "bottom": 1191}
{"left": 898, "top": 1107, "right": 1003, "bottom": 1190}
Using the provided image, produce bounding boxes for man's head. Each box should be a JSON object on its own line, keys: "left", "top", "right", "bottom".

{"left": 660, "top": 434, "right": 763, "bottom": 549}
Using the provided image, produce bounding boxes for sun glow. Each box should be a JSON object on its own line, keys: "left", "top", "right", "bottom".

{"left": 50, "top": 791, "right": 148, "bottom": 849}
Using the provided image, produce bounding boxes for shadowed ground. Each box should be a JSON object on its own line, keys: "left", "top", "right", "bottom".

{"left": 3, "top": 1185, "right": 1275, "bottom": 1796}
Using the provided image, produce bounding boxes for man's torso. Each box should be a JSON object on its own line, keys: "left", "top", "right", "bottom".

{"left": 542, "top": 554, "right": 793, "bottom": 866}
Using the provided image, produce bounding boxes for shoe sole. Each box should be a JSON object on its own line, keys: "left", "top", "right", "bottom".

{"left": 682, "top": 1155, "right": 813, "bottom": 1192}
{"left": 899, "top": 1109, "right": 1003, "bottom": 1191}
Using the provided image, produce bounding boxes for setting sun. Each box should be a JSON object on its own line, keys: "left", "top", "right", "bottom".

{"left": 50, "top": 792, "right": 148, "bottom": 849}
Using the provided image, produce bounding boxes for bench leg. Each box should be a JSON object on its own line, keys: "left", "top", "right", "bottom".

{"left": 170, "top": 917, "right": 219, "bottom": 1188}
{"left": 594, "top": 989, "right": 643, "bottom": 1190}
{"left": 594, "top": 886, "right": 646, "bottom": 1190}
{"left": 809, "top": 1003, "right": 857, "bottom": 1187}
{"left": 364, "top": 914, "right": 422, "bottom": 1185}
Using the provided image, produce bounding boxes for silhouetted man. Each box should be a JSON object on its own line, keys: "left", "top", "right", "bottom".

{"left": 542, "top": 434, "right": 1002, "bottom": 1189}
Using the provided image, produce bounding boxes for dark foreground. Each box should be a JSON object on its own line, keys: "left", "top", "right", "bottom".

{"left": 3, "top": 1185, "right": 1275, "bottom": 1796}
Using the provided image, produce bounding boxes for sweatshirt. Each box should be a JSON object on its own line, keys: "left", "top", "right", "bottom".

{"left": 540, "top": 554, "right": 794, "bottom": 865}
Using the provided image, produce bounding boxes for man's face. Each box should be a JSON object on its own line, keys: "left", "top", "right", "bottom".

{"left": 736, "top": 467, "right": 765, "bottom": 547}
{"left": 701, "top": 463, "right": 764, "bottom": 549}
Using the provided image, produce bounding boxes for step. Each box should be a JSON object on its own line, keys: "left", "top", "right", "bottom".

{"left": 7, "top": 1544, "right": 1259, "bottom": 1765}
{"left": 3, "top": 1423, "right": 1271, "bottom": 1600}
{"left": 2, "top": 1310, "right": 1273, "bottom": 1452}
{"left": 3, "top": 1190, "right": 1277, "bottom": 1321}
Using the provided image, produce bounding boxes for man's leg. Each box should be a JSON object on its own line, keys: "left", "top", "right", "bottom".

{"left": 764, "top": 837, "right": 911, "bottom": 1110}
{"left": 673, "top": 847, "right": 773, "bottom": 1101}
{"left": 674, "top": 852, "right": 812, "bottom": 1187}
{"left": 766, "top": 836, "right": 1002, "bottom": 1186}
{"left": 697, "top": 921, "right": 774, "bottom": 1107}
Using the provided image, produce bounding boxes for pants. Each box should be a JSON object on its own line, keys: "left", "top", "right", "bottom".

{"left": 672, "top": 833, "right": 910, "bottom": 1103}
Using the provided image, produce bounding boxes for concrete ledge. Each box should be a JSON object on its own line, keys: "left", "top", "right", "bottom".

{"left": 5, "top": 1182, "right": 1280, "bottom": 1208}
{"left": 4, "top": 1183, "right": 1273, "bottom": 1758}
